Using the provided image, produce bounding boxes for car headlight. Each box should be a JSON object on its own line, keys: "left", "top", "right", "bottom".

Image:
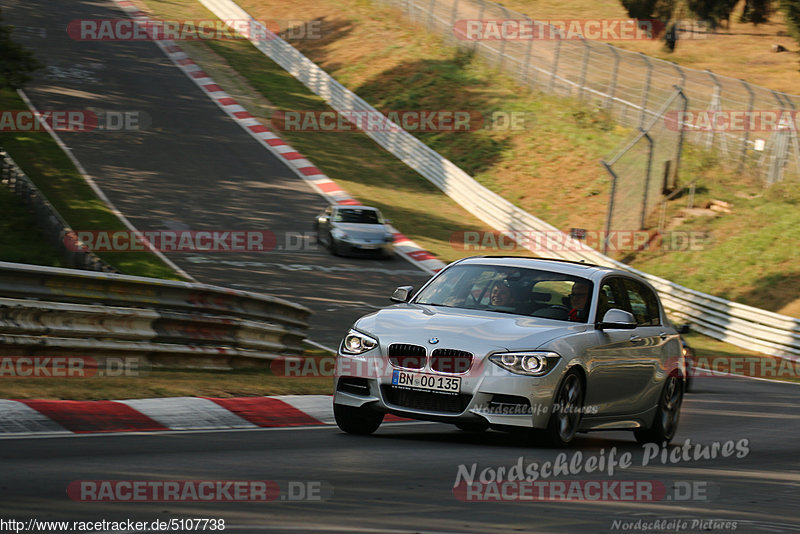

{"left": 341, "top": 329, "right": 378, "bottom": 355}
{"left": 489, "top": 351, "right": 560, "bottom": 376}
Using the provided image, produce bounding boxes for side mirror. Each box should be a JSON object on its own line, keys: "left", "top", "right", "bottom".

{"left": 390, "top": 286, "right": 414, "bottom": 303}
{"left": 677, "top": 323, "right": 691, "bottom": 335}
{"left": 597, "top": 309, "right": 637, "bottom": 330}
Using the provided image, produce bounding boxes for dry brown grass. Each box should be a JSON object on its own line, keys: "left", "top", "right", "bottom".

{"left": 492, "top": 0, "right": 800, "bottom": 93}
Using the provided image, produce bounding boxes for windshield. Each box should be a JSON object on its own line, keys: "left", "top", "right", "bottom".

{"left": 414, "top": 264, "right": 593, "bottom": 322}
{"left": 334, "top": 208, "right": 382, "bottom": 224}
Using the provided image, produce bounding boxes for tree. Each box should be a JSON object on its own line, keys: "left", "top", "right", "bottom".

{"left": 688, "top": 0, "right": 739, "bottom": 28}
{"left": 0, "top": 8, "right": 41, "bottom": 90}
{"left": 781, "top": 0, "right": 800, "bottom": 44}
{"left": 740, "top": 0, "right": 774, "bottom": 24}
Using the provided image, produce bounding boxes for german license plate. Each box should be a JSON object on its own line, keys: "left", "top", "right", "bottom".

{"left": 391, "top": 370, "right": 461, "bottom": 393}
{"left": 358, "top": 244, "right": 378, "bottom": 249}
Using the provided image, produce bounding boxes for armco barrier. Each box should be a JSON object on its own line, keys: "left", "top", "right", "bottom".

{"left": 197, "top": 0, "right": 800, "bottom": 361}
{"left": 0, "top": 262, "right": 310, "bottom": 368}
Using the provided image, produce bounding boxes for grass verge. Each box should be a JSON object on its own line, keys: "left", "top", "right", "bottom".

{"left": 0, "top": 351, "right": 334, "bottom": 400}
{"left": 0, "top": 88, "right": 183, "bottom": 279}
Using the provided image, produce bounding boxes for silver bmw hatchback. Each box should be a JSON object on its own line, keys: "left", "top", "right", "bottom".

{"left": 333, "top": 256, "right": 686, "bottom": 446}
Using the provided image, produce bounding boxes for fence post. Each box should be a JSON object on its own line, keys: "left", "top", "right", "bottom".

{"left": 638, "top": 53, "right": 652, "bottom": 129}
{"left": 522, "top": 16, "right": 534, "bottom": 86}
{"left": 549, "top": 32, "right": 561, "bottom": 93}
{"left": 673, "top": 86, "right": 688, "bottom": 186}
{"left": 578, "top": 37, "right": 590, "bottom": 102}
{"left": 777, "top": 91, "right": 800, "bottom": 175}
{"left": 672, "top": 62, "right": 686, "bottom": 90}
{"left": 497, "top": 6, "right": 511, "bottom": 71}
{"left": 739, "top": 79, "right": 755, "bottom": 172}
{"left": 473, "top": 0, "right": 486, "bottom": 53}
{"left": 449, "top": 0, "right": 460, "bottom": 39}
{"left": 605, "top": 43, "right": 620, "bottom": 112}
{"left": 601, "top": 161, "right": 618, "bottom": 256}
{"left": 640, "top": 129, "right": 654, "bottom": 230}
{"left": 767, "top": 89, "right": 790, "bottom": 184}
{"left": 705, "top": 70, "right": 727, "bottom": 155}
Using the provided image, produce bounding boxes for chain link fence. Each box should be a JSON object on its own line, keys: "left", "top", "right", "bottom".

{"left": 378, "top": 0, "right": 800, "bottom": 185}
{"left": 1, "top": 148, "right": 115, "bottom": 273}
{"left": 602, "top": 88, "right": 687, "bottom": 251}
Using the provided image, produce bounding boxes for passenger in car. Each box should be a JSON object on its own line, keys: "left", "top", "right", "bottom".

{"left": 567, "top": 280, "right": 591, "bottom": 322}
{"left": 490, "top": 281, "right": 516, "bottom": 307}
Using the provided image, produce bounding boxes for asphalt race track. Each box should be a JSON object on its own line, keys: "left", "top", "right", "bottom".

{"left": 2, "top": 1, "right": 800, "bottom": 533}
{"left": 2, "top": 0, "right": 430, "bottom": 349}
{"left": 0, "top": 377, "right": 799, "bottom": 533}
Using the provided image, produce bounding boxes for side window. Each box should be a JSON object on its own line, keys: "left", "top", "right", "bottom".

{"left": 622, "top": 279, "right": 661, "bottom": 326}
{"left": 597, "top": 277, "right": 625, "bottom": 321}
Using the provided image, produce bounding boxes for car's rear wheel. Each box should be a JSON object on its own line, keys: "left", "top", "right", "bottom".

{"left": 333, "top": 403, "right": 384, "bottom": 435}
{"left": 538, "top": 370, "right": 584, "bottom": 447}
{"left": 634, "top": 373, "right": 683, "bottom": 445}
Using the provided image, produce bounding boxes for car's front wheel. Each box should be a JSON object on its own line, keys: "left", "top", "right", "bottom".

{"left": 537, "top": 370, "right": 584, "bottom": 447}
{"left": 634, "top": 373, "right": 683, "bottom": 445}
{"left": 333, "top": 403, "right": 384, "bottom": 435}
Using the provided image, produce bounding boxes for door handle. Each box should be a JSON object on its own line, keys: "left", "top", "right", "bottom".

{"left": 629, "top": 335, "right": 642, "bottom": 343}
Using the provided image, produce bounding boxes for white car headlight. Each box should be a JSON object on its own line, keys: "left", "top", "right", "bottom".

{"left": 341, "top": 329, "right": 378, "bottom": 355}
{"left": 489, "top": 351, "right": 560, "bottom": 376}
